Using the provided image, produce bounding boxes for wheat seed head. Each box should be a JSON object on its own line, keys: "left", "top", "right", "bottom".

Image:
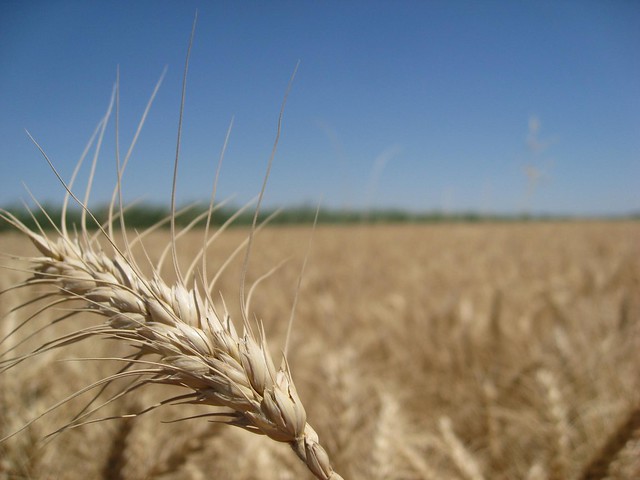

{"left": 0, "top": 14, "right": 342, "bottom": 480}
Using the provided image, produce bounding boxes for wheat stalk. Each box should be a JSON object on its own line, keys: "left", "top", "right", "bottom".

{"left": 438, "top": 416, "right": 485, "bottom": 480}
{"left": 579, "top": 404, "right": 640, "bottom": 480}
{"left": 0, "top": 16, "right": 343, "bottom": 480}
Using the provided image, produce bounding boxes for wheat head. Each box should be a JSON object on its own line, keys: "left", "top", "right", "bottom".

{"left": 1, "top": 208, "right": 342, "bottom": 480}
{"left": 0, "top": 16, "right": 342, "bottom": 480}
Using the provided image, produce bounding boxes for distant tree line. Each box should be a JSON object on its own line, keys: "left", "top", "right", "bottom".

{"left": 0, "top": 203, "right": 636, "bottom": 232}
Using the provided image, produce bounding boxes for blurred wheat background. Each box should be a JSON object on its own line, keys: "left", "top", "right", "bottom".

{"left": 1, "top": 220, "right": 638, "bottom": 479}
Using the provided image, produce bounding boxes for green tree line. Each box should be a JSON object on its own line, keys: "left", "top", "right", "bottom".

{"left": 1, "top": 203, "right": 635, "bottom": 232}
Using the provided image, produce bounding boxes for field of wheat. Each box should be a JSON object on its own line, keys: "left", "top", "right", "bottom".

{"left": 1, "top": 219, "right": 638, "bottom": 480}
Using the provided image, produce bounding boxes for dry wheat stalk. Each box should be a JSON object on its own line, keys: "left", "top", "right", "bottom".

{"left": 438, "top": 416, "right": 485, "bottom": 480}
{"left": 0, "top": 15, "right": 343, "bottom": 480}
{"left": 579, "top": 404, "right": 640, "bottom": 480}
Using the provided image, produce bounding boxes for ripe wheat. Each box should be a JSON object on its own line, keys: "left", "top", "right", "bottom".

{"left": 0, "top": 16, "right": 343, "bottom": 480}
{"left": 0, "top": 206, "right": 341, "bottom": 480}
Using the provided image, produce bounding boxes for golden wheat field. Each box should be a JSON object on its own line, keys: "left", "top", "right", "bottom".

{"left": 1, "top": 221, "right": 639, "bottom": 479}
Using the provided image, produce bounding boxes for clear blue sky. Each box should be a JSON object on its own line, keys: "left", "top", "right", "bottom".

{"left": 1, "top": 1, "right": 638, "bottom": 216}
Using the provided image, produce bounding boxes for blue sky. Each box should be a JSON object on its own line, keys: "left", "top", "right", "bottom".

{"left": 1, "top": 1, "right": 638, "bottom": 216}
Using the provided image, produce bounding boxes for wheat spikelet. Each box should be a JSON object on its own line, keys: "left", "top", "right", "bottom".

{"left": 536, "top": 369, "right": 572, "bottom": 480}
{"left": 366, "top": 392, "right": 401, "bottom": 479}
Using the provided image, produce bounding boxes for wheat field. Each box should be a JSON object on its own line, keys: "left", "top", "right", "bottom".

{"left": 1, "top": 219, "right": 638, "bottom": 479}
{"left": 1, "top": 20, "right": 639, "bottom": 476}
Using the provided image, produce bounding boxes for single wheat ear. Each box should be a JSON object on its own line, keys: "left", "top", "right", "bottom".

{"left": 0, "top": 15, "right": 343, "bottom": 480}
